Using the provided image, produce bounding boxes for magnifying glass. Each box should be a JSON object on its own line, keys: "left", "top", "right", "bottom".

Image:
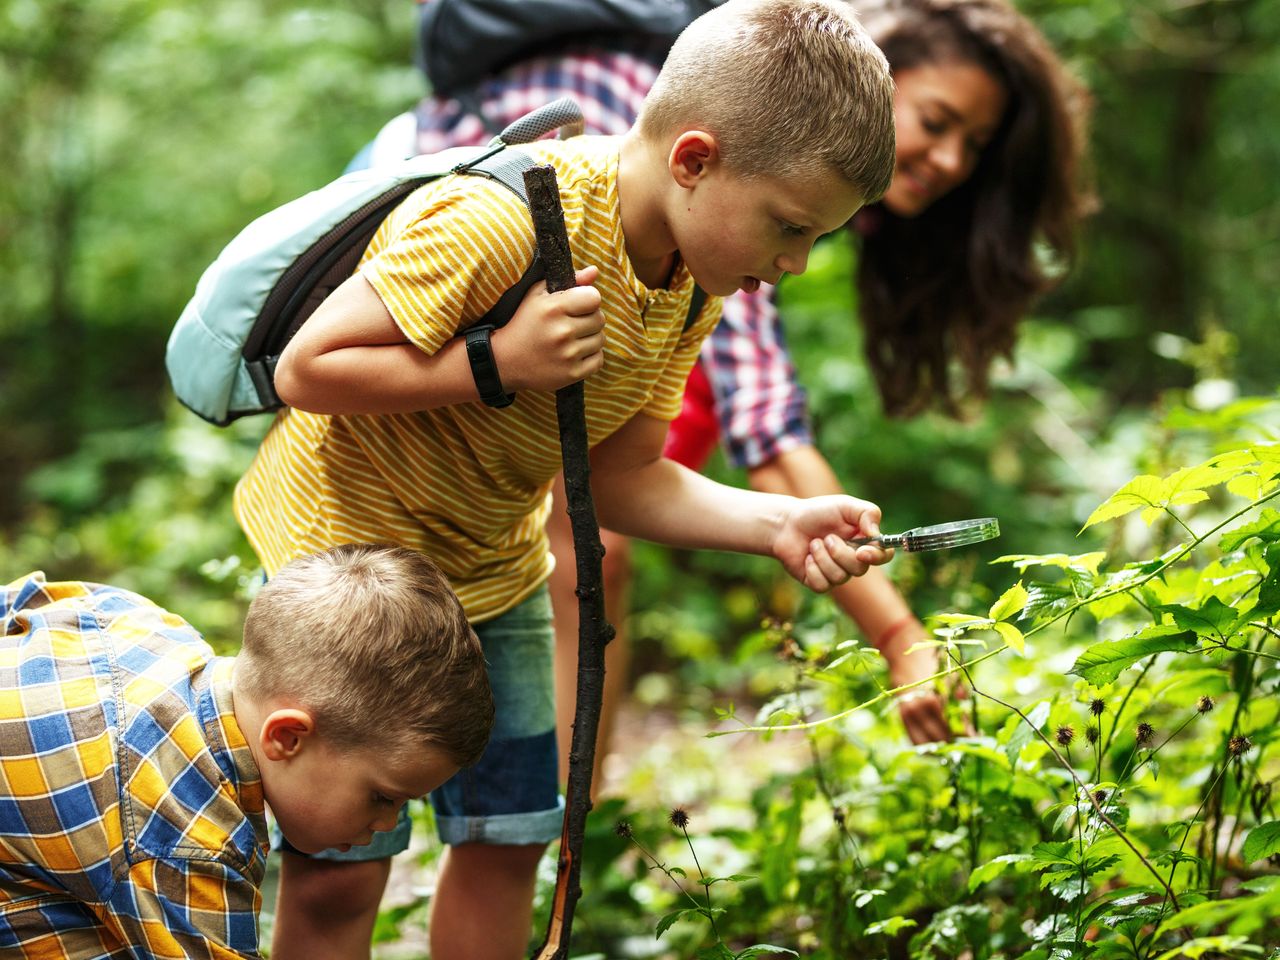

{"left": 848, "top": 517, "right": 1000, "bottom": 553}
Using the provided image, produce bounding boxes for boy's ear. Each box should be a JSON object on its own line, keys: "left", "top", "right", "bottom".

{"left": 259, "top": 708, "right": 317, "bottom": 761}
{"left": 669, "top": 131, "right": 720, "bottom": 187}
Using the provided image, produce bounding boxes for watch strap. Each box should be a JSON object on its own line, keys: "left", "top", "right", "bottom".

{"left": 464, "top": 324, "right": 515, "bottom": 408}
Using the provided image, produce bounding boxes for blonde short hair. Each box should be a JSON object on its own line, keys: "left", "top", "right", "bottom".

{"left": 638, "top": 0, "right": 896, "bottom": 199}
{"left": 238, "top": 544, "right": 493, "bottom": 766}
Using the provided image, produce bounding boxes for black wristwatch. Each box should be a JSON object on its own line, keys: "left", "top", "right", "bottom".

{"left": 464, "top": 325, "right": 516, "bottom": 408}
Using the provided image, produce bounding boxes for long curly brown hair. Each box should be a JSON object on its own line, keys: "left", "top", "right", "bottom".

{"left": 854, "top": 0, "right": 1094, "bottom": 417}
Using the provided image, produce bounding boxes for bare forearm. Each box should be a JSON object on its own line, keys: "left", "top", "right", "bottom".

{"left": 279, "top": 337, "right": 480, "bottom": 414}
{"left": 274, "top": 273, "right": 481, "bottom": 415}
{"left": 595, "top": 456, "right": 791, "bottom": 556}
{"left": 749, "top": 445, "right": 918, "bottom": 644}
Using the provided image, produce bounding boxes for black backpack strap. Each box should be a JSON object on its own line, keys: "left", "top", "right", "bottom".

{"left": 683, "top": 284, "right": 708, "bottom": 333}
{"left": 454, "top": 149, "right": 548, "bottom": 330}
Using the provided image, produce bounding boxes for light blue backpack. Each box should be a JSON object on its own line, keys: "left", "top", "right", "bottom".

{"left": 166, "top": 99, "right": 585, "bottom": 425}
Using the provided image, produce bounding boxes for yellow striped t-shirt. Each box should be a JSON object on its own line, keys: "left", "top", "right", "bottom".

{"left": 234, "top": 136, "right": 721, "bottom": 621}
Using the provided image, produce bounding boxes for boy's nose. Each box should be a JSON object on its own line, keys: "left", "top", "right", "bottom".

{"left": 776, "top": 246, "right": 811, "bottom": 278}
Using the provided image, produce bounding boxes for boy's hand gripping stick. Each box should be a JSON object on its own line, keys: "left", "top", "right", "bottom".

{"left": 523, "top": 164, "right": 610, "bottom": 960}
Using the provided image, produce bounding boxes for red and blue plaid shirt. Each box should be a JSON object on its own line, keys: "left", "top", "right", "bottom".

{"left": 407, "top": 40, "right": 813, "bottom": 469}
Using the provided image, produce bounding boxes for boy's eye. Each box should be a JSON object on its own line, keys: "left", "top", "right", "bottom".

{"left": 780, "top": 222, "right": 806, "bottom": 237}
{"left": 373, "top": 793, "right": 396, "bottom": 806}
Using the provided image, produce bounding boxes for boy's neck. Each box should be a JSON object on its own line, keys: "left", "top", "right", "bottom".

{"left": 617, "top": 131, "right": 679, "bottom": 290}
{"left": 229, "top": 660, "right": 267, "bottom": 773}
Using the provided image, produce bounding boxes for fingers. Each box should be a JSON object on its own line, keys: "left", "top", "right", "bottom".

{"left": 897, "top": 691, "right": 952, "bottom": 744}
{"left": 802, "top": 534, "right": 869, "bottom": 591}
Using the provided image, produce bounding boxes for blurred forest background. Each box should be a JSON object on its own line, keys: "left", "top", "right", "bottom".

{"left": 2, "top": 0, "right": 1276, "bottom": 639}
{"left": 4, "top": 1, "right": 1280, "bottom": 956}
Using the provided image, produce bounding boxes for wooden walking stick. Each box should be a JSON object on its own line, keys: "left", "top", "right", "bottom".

{"left": 523, "top": 163, "right": 614, "bottom": 960}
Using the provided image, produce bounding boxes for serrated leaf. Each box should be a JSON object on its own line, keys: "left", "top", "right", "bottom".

{"left": 1069, "top": 626, "right": 1196, "bottom": 684}
{"left": 1242, "top": 821, "right": 1280, "bottom": 864}
{"left": 1083, "top": 476, "right": 1169, "bottom": 530}
{"left": 990, "top": 582, "right": 1029, "bottom": 622}
{"left": 1161, "top": 597, "right": 1239, "bottom": 639}
{"left": 1221, "top": 510, "right": 1280, "bottom": 552}
{"left": 993, "top": 621, "right": 1025, "bottom": 654}
{"left": 656, "top": 908, "right": 694, "bottom": 939}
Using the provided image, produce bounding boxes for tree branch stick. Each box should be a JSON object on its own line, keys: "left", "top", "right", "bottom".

{"left": 524, "top": 164, "right": 614, "bottom": 960}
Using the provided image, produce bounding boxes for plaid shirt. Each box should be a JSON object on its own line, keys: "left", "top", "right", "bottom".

{"left": 1, "top": 574, "right": 268, "bottom": 959}
{"left": 410, "top": 41, "right": 813, "bottom": 469}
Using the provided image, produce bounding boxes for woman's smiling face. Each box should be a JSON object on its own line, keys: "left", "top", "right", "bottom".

{"left": 881, "top": 60, "right": 1008, "bottom": 218}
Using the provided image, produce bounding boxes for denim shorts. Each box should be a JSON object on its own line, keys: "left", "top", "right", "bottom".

{"left": 277, "top": 585, "right": 563, "bottom": 860}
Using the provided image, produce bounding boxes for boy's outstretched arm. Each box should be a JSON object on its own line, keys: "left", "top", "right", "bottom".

{"left": 589, "top": 414, "right": 891, "bottom": 592}
{"left": 274, "top": 267, "right": 605, "bottom": 415}
{"left": 750, "top": 444, "right": 952, "bottom": 744}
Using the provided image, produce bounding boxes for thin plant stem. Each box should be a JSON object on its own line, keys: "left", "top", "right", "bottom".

{"left": 623, "top": 834, "right": 713, "bottom": 919}
{"left": 680, "top": 825, "right": 720, "bottom": 943}
{"left": 1102, "top": 655, "right": 1156, "bottom": 757}
{"left": 719, "top": 486, "right": 1280, "bottom": 739}
{"left": 1141, "top": 763, "right": 1232, "bottom": 960}
{"left": 951, "top": 655, "right": 1182, "bottom": 910}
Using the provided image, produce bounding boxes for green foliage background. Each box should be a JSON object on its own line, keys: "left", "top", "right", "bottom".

{"left": 2, "top": 1, "right": 1278, "bottom": 956}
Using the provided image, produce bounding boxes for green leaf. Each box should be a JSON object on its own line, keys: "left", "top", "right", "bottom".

{"left": 990, "top": 582, "right": 1029, "bottom": 622}
{"left": 1242, "top": 821, "right": 1280, "bottom": 864}
{"left": 734, "top": 946, "right": 799, "bottom": 959}
{"left": 931, "top": 613, "right": 990, "bottom": 627}
{"left": 697, "top": 944, "right": 736, "bottom": 960}
{"left": 968, "top": 853, "right": 1034, "bottom": 891}
{"left": 1220, "top": 509, "right": 1280, "bottom": 552}
{"left": 655, "top": 908, "right": 693, "bottom": 939}
{"left": 1005, "top": 700, "right": 1052, "bottom": 764}
{"left": 1153, "top": 935, "right": 1264, "bottom": 959}
{"left": 1161, "top": 598, "right": 1240, "bottom": 639}
{"left": 864, "top": 916, "right": 918, "bottom": 937}
{"left": 1087, "top": 590, "right": 1133, "bottom": 622}
{"left": 993, "top": 621, "right": 1025, "bottom": 654}
{"left": 1069, "top": 626, "right": 1196, "bottom": 684}
{"left": 853, "top": 888, "right": 885, "bottom": 908}
{"left": 1083, "top": 475, "right": 1168, "bottom": 530}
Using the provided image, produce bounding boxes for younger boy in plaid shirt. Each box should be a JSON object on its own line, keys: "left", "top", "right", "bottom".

{"left": 0, "top": 544, "right": 491, "bottom": 959}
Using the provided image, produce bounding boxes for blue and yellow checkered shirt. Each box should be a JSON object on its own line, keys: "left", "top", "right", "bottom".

{"left": 1, "top": 574, "right": 268, "bottom": 959}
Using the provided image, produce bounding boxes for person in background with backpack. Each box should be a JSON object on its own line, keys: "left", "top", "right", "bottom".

{"left": 233, "top": 2, "right": 898, "bottom": 957}
{"left": 363, "top": 0, "right": 1092, "bottom": 793}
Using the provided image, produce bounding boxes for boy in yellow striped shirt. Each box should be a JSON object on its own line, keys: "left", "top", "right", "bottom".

{"left": 0, "top": 545, "right": 491, "bottom": 959}
{"left": 233, "top": 1, "right": 898, "bottom": 956}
